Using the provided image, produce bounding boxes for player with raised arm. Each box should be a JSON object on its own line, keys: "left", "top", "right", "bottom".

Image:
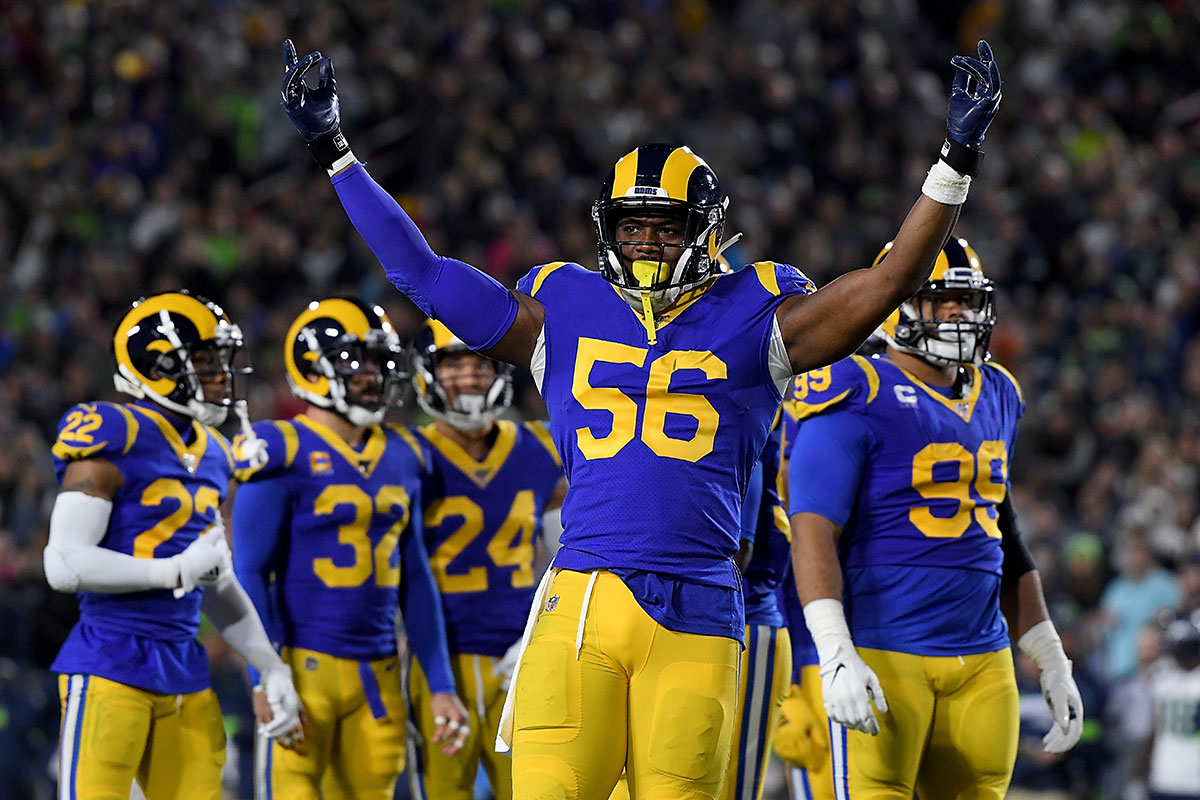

{"left": 405, "top": 319, "right": 566, "bottom": 800}
{"left": 44, "top": 291, "right": 301, "bottom": 800}
{"left": 232, "top": 298, "right": 469, "bottom": 800}
{"left": 279, "top": 38, "right": 1003, "bottom": 800}
{"left": 788, "top": 238, "right": 1084, "bottom": 799}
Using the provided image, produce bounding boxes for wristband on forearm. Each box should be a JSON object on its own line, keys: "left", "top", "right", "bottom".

{"left": 309, "top": 128, "right": 356, "bottom": 176}
{"left": 939, "top": 138, "right": 983, "bottom": 177}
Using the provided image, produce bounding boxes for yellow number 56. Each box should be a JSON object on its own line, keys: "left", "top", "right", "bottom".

{"left": 571, "top": 338, "right": 727, "bottom": 463}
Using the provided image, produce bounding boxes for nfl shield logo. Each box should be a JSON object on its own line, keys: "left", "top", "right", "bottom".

{"left": 545, "top": 595, "right": 559, "bottom": 613}
{"left": 182, "top": 453, "right": 197, "bottom": 473}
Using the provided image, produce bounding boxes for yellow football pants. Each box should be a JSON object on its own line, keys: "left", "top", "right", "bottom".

{"left": 512, "top": 569, "right": 740, "bottom": 800}
{"left": 784, "top": 666, "right": 834, "bottom": 800}
{"left": 408, "top": 651, "right": 512, "bottom": 800}
{"left": 57, "top": 673, "right": 224, "bottom": 800}
{"left": 255, "top": 647, "right": 406, "bottom": 800}
{"left": 832, "top": 647, "right": 1018, "bottom": 800}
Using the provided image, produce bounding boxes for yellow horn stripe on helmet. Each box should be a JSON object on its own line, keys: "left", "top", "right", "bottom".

{"left": 284, "top": 298, "right": 374, "bottom": 397}
{"left": 425, "top": 319, "right": 460, "bottom": 351}
{"left": 114, "top": 292, "right": 221, "bottom": 396}
{"left": 610, "top": 149, "right": 639, "bottom": 198}
{"left": 660, "top": 146, "right": 704, "bottom": 202}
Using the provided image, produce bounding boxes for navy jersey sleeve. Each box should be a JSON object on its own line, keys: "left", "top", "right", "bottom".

{"left": 787, "top": 409, "right": 872, "bottom": 526}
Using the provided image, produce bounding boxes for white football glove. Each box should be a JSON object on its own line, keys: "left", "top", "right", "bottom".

{"left": 1019, "top": 620, "right": 1083, "bottom": 753}
{"left": 817, "top": 641, "right": 888, "bottom": 735}
{"left": 257, "top": 662, "right": 303, "bottom": 743}
{"left": 492, "top": 639, "right": 522, "bottom": 692}
{"left": 171, "top": 526, "right": 229, "bottom": 597}
{"left": 805, "top": 598, "right": 888, "bottom": 735}
{"left": 234, "top": 401, "right": 269, "bottom": 471}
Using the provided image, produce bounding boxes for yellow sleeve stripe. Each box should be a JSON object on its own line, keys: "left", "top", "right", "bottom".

{"left": 50, "top": 441, "right": 108, "bottom": 461}
{"left": 752, "top": 261, "right": 780, "bottom": 296}
{"left": 110, "top": 403, "right": 140, "bottom": 454}
{"left": 987, "top": 362, "right": 1024, "bottom": 405}
{"left": 209, "top": 429, "right": 235, "bottom": 472}
{"left": 530, "top": 262, "right": 569, "bottom": 298}
{"left": 275, "top": 421, "right": 299, "bottom": 469}
{"left": 851, "top": 356, "right": 880, "bottom": 404}
{"left": 791, "top": 389, "right": 852, "bottom": 420}
{"left": 392, "top": 426, "right": 426, "bottom": 469}
{"left": 524, "top": 420, "right": 562, "bottom": 468}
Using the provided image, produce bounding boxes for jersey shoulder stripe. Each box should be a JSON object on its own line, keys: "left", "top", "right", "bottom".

{"left": 517, "top": 260, "right": 578, "bottom": 298}
{"left": 51, "top": 402, "right": 140, "bottom": 462}
{"left": 786, "top": 355, "right": 878, "bottom": 421}
{"left": 748, "top": 261, "right": 817, "bottom": 299}
{"left": 234, "top": 419, "right": 299, "bottom": 481}
{"left": 982, "top": 361, "right": 1024, "bottom": 406}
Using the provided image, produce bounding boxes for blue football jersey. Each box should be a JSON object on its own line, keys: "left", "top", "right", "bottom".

{"left": 234, "top": 414, "right": 425, "bottom": 661}
{"left": 516, "top": 260, "right": 814, "bottom": 641}
{"left": 741, "top": 409, "right": 791, "bottom": 628}
{"left": 787, "top": 355, "right": 1025, "bottom": 656}
{"left": 50, "top": 400, "right": 234, "bottom": 694}
{"left": 414, "top": 420, "right": 563, "bottom": 657}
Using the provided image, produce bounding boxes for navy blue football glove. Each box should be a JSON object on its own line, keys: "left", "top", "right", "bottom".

{"left": 281, "top": 39, "right": 354, "bottom": 173}
{"left": 947, "top": 40, "right": 1002, "bottom": 149}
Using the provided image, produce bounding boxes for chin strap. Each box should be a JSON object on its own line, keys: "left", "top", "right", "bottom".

{"left": 631, "top": 259, "right": 663, "bottom": 345}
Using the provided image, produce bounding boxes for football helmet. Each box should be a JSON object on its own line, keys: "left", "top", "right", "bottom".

{"left": 411, "top": 319, "right": 512, "bottom": 433}
{"left": 593, "top": 144, "right": 734, "bottom": 298}
{"left": 1164, "top": 613, "right": 1200, "bottom": 667}
{"left": 874, "top": 237, "right": 995, "bottom": 366}
{"left": 284, "top": 297, "right": 406, "bottom": 426}
{"left": 113, "top": 291, "right": 246, "bottom": 426}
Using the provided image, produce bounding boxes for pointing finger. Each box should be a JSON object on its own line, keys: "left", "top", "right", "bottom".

{"left": 283, "top": 39, "right": 298, "bottom": 69}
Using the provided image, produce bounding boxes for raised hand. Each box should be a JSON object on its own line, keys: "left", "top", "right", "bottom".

{"left": 280, "top": 39, "right": 340, "bottom": 143}
{"left": 947, "top": 40, "right": 1003, "bottom": 150}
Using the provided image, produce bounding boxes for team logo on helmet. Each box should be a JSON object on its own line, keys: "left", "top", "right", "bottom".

{"left": 112, "top": 290, "right": 246, "bottom": 426}
{"left": 285, "top": 298, "right": 406, "bottom": 426}
{"left": 411, "top": 319, "right": 512, "bottom": 433}
{"left": 592, "top": 144, "right": 738, "bottom": 297}
{"left": 874, "top": 237, "right": 995, "bottom": 366}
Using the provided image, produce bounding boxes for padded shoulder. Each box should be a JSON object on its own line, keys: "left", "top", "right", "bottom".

{"left": 784, "top": 355, "right": 880, "bottom": 422}
{"left": 234, "top": 419, "right": 300, "bottom": 482}
{"left": 746, "top": 261, "right": 817, "bottom": 299}
{"left": 522, "top": 419, "right": 562, "bottom": 469}
{"left": 981, "top": 361, "right": 1026, "bottom": 416}
{"left": 516, "top": 261, "right": 579, "bottom": 299}
{"left": 386, "top": 424, "right": 428, "bottom": 470}
{"left": 51, "top": 402, "right": 139, "bottom": 464}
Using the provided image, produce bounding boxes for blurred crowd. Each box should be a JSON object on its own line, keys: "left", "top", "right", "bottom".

{"left": 1, "top": 0, "right": 1199, "bottom": 797}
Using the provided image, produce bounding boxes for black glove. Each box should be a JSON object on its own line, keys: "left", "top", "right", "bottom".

{"left": 280, "top": 39, "right": 354, "bottom": 173}
{"left": 940, "top": 40, "right": 1003, "bottom": 176}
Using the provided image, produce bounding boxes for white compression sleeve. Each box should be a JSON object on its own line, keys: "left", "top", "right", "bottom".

{"left": 541, "top": 506, "right": 563, "bottom": 555}
{"left": 44, "top": 492, "right": 179, "bottom": 593}
{"left": 201, "top": 575, "right": 282, "bottom": 675}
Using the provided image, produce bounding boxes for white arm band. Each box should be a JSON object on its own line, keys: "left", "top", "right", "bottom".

{"left": 802, "top": 597, "right": 855, "bottom": 656}
{"left": 921, "top": 160, "right": 972, "bottom": 205}
{"left": 1018, "top": 619, "right": 1070, "bottom": 671}
{"left": 541, "top": 506, "right": 563, "bottom": 555}
{"left": 44, "top": 491, "right": 179, "bottom": 593}
{"left": 201, "top": 574, "right": 282, "bottom": 675}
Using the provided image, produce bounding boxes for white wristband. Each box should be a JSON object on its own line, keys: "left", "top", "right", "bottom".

{"left": 921, "top": 160, "right": 971, "bottom": 205}
{"left": 326, "top": 150, "right": 358, "bottom": 177}
{"left": 1018, "top": 619, "right": 1069, "bottom": 671}
{"left": 802, "top": 598, "right": 854, "bottom": 651}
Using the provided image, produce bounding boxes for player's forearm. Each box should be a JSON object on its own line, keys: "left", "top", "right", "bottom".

{"left": 1004, "top": 569, "right": 1052, "bottom": 641}
{"left": 331, "top": 164, "right": 518, "bottom": 352}
{"left": 790, "top": 513, "right": 844, "bottom": 605}
{"left": 44, "top": 492, "right": 179, "bottom": 593}
{"left": 202, "top": 576, "right": 283, "bottom": 676}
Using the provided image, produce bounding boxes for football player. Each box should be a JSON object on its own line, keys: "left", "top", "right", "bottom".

{"left": 232, "top": 298, "right": 469, "bottom": 800}
{"left": 44, "top": 291, "right": 302, "bottom": 800}
{"left": 405, "top": 319, "right": 567, "bottom": 800}
{"left": 788, "top": 239, "right": 1084, "bottom": 799}
{"left": 280, "top": 37, "right": 1004, "bottom": 799}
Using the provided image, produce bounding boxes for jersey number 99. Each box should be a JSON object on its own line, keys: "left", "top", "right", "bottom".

{"left": 910, "top": 441, "right": 1007, "bottom": 538}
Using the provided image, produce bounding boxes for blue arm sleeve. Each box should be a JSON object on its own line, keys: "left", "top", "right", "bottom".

{"left": 332, "top": 164, "right": 518, "bottom": 351}
{"left": 740, "top": 459, "right": 764, "bottom": 544}
{"left": 400, "top": 503, "right": 456, "bottom": 695}
{"left": 787, "top": 410, "right": 871, "bottom": 527}
{"left": 231, "top": 480, "right": 290, "bottom": 686}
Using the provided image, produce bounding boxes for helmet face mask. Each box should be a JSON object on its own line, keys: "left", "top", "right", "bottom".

{"left": 286, "top": 298, "right": 407, "bottom": 426}
{"left": 412, "top": 320, "right": 512, "bottom": 433}
{"left": 112, "top": 291, "right": 247, "bottom": 426}
{"left": 876, "top": 238, "right": 996, "bottom": 367}
{"left": 592, "top": 144, "right": 728, "bottom": 302}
